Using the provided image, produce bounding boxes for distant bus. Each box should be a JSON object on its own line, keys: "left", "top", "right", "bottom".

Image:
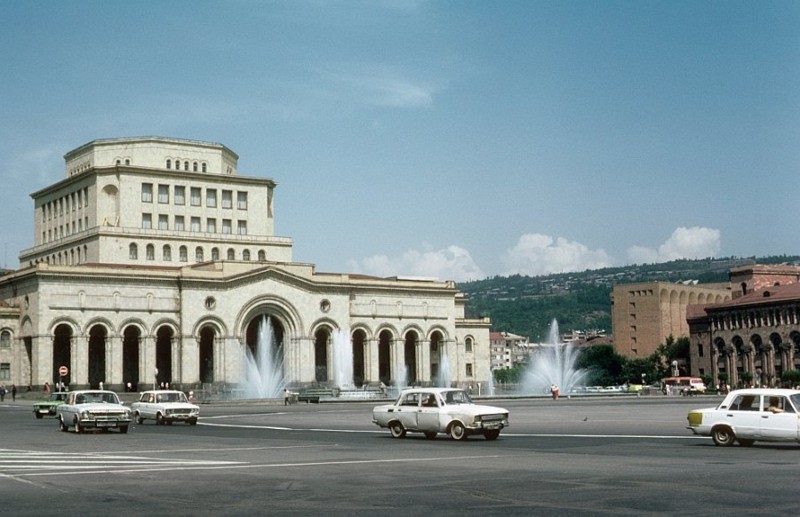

{"left": 662, "top": 376, "right": 706, "bottom": 395}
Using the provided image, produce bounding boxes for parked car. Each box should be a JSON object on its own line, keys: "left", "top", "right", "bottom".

{"left": 33, "top": 391, "right": 69, "bottom": 419}
{"left": 56, "top": 390, "right": 132, "bottom": 434}
{"left": 130, "top": 390, "right": 199, "bottom": 425}
{"left": 372, "top": 387, "right": 509, "bottom": 441}
{"left": 687, "top": 388, "right": 800, "bottom": 446}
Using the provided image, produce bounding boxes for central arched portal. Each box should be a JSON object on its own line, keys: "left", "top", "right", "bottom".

{"left": 88, "top": 325, "right": 107, "bottom": 388}
{"left": 122, "top": 325, "right": 140, "bottom": 391}
{"left": 52, "top": 324, "right": 72, "bottom": 387}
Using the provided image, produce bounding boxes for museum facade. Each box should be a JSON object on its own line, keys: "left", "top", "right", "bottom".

{"left": 0, "top": 137, "right": 490, "bottom": 393}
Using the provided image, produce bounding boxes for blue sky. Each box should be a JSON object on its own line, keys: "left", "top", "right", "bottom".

{"left": 1, "top": 1, "right": 798, "bottom": 281}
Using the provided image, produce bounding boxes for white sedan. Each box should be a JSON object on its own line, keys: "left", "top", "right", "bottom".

{"left": 687, "top": 388, "right": 800, "bottom": 446}
{"left": 372, "top": 387, "right": 509, "bottom": 441}
{"left": 130, "top": 390, "right": 199, "bottom": 425}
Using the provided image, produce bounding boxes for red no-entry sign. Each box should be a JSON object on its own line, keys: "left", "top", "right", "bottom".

{"left": 58, "top": 365, "right": 68, "bottom": 376}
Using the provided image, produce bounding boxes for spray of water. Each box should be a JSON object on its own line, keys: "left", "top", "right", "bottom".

{"left": 241, "top": 315, "right": 286, "bottom": 398}
{"left": 332, "top": 327, "right": 354, "bottom": 389}
{"left": 520, "top": 319, "right": 587, "bottom": 395}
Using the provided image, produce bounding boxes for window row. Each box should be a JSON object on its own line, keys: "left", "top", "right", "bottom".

{"left": 141, "top": 214, "right": 247, "bottom": 235}
{"left": 30, "top": 245, "right": 89, "bottom": 267}
{"left": 141, "top": 184, "right": 248, "bottom": 210}
{"left": 42, "top": 188, "right": 90, "bottom": 222}
{"left": 42, "top": 217, "right": 90, "bottom": 243}
{"left": 165, "top": 159, "right": 207, "bottom": 173}
{"left": 128, "top": 243, "right": 267, "bottom": 263}
{"left": 0, "top": 330, "right": 11, "bottom": 347}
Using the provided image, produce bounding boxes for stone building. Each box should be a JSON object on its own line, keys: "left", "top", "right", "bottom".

{"left": 688, "top": 265, "right": 800, "bottom": 387}
{"left": 611, "top": 281, "right": 731, "bottom": 359}
{"left": 489, "top": 331, "right": 530, "bottom": 371}
{"left": 0, "top": 137, "right": 491, "bottom": 392}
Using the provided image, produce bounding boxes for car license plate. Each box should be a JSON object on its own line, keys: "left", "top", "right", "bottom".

{"left": 97, "top": 421, "right": 113, "bottom": 427}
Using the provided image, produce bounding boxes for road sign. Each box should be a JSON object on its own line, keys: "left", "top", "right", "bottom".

{"left": 58, "top": 365, "right": 68, "bottom": 376}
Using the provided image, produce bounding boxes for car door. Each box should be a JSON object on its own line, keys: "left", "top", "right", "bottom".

{"left": 759, "top": 395, "right": 800, "bottom": 440}
{"left": 724, "top": 393, "right": 763, "bottom": 438}
{"left": 394, "top": 392, "right": 421, "bottom": 431}
{"left": 417, "top": 393, "right": 442, "bottom": 432}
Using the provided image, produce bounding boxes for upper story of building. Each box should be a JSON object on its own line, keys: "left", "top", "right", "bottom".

{"left": 19, "top": 137, "right": 292, "bottom": 268}
{"left": 729, "top": 264, "right": 800, "bottom": 299}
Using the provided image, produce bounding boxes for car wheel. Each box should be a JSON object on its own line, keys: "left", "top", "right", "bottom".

{"left": 449, "top": 422, "right": 467, "bottom": 441}
{"left": 35, "top": 413, "right": 44, "bottom": 419}
{"left": 424, "top": 432, "right": 437, "bottom": 440}
{"left": 119, "top": 425, "right": 129, "bottom": 434}
{"left": 483, "top": 429, "right": 500, "bottom": 441}
{"left": 166, "top": 420, "right": 173, "bottom": 425}
{"left": 156, "top": 413, "right": 164, "bottom": 425}
{"left": 59, "top": 417, "right": 69, "bottom": 433}
{"left": 389, "top": 421, "right": 406, "bottom": 438}
{"left": 188, "top": 418, "right": 197, "bottom": 425}
{"left": 74, "top": 418, "right": 82, "bottom": 434}
{"left": 711, "top": 426, "right": 735, "bottom": 446}
{"left": 737, "top": 438, "right": 755, "bottom": 447}
{"left": 135, "top": 412, "right": 144, "bottom": 425}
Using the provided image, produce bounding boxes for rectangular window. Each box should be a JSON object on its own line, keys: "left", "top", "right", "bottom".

{"left": 237, "top": 191, "right": 248, "bottom": 210}
{"left": 141, "top": 183, "right": 153, "bottom": 203}
{"left": 237, "top": 220, "right": 247, "bottom": 235}
{"left": 174, "top": 186, "right": 185, "bottom": 205}
{"left": 222, "top": 219, "right": 232, "bottom": 234}
{"left": 0, "top": 363, "right": 9, "bottom": 380}
{"left": 190, "top": 187, "right": 202, "bottom": 206}
{"left": 158, "top": 184, "right": 170, "bottom": 203}
{"left": 175, "top": 216, "right": 185, "bottom": 231}
{"left": 206, "top": 189, "right": 217, "bottom": 208}
{"left": 221, "top": 190, "right": 233, "bottom": 209}
{"left": 142, "top": 213, "right": 152, "bottom": 229}
{"left": 190, "top": 217, "right": 201, "bottom": 232}
{"left": 206, "top": 218, "right": 216, "bottom": 233}
{"left": 466, "top": 363, "right": 473, "bottom": 377}
{"left": 158, "top": 214, "right": 169, "bottom": 230}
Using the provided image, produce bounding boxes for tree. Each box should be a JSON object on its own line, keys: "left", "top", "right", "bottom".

{"left": 781, "top": 369, "right": 800, "bottom": 388}
{"left": 577, "top": 345, "right": 625, "bottom": 386}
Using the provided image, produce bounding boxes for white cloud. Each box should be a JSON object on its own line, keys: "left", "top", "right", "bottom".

{"left": 347, "top": 244, "right": 485, "bottom": 282}
{"left": 501, "top": 234, "right": 614, "bottom": 276}
{"left": 626, "top": 226, "right": 721, "bottom": 264}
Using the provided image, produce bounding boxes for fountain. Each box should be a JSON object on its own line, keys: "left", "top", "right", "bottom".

{"left": 519, "top": 319, "right": 587, "bottom": 395}
{"left": 241, "top": 315, "right": 286, "bottom": 399}
{"left": 332, "top": 327, "right": 354, "bottom": 390}
{"left": 437, "top": 349, "right": 451, "bottom": 387}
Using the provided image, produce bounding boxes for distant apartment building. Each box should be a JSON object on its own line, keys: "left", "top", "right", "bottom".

{"left": 688, "top": 264, "right": 800, "bottom": 386}
{"left": 490, "top": 331, "right": 530, "bottom": 370}
{"left": 611, "top": 281, "right": 731, "bottom": 359}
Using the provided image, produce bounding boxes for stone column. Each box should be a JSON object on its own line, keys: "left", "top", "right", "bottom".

{"left": 32, "top": 334, "right": 52, "bottom": 387}
{"left": 141, "top": 335, "right": 156, "bottom": 390}
{"left": 366, "top": 337, "right": 379, "bottom": 385}
{"left": 107, "top": 334, "right": 123, "bottom": 388}
{"left": 73, "top": 334, "right": 88, "bottom": 388}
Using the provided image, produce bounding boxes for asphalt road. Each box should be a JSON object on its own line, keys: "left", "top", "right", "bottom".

{"left": 1, "top": 395, "right": 799, "bottom": 516}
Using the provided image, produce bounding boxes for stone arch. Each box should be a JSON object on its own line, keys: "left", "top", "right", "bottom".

{"left": 235, "top": 295, "right": 303, "bottom": 342}
{"left": 87, "top": 323, "right": 108, "bottom": 388}
{"left": 402, "top": 328, "right": 421, "bottom": 385}
{"left": 52, "top": 323, "right": 74, "bottom": 387}
{"left": 351, "top": 327, "right": 367, "bottom": 386}
{"left": 154, "top": 324, "right": 174, "bottom": 386}
{"left": 121, "top": 323, "right": 142, "bottom": 392}
{"left": 429, "top": 328, "right": 447, "bottom": 387}
{"left": 377, "top": 327, "right": 396, "bottom": 385}
{"left": 311, "top": 323, "right": 336, "bottom": 383}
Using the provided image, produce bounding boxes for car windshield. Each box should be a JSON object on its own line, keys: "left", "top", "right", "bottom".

{"left": 442, "top": 390, "right": 472, "bottom": 405}
{"left": 789, "top": 394, "right": 800, "bottom": 411}
{"left": 77, "top": 392, "right": 120, "bottom": 404}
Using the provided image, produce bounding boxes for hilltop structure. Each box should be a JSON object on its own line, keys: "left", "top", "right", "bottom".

{"left": 0, "top": 137, "right": 490, "bottom": 392}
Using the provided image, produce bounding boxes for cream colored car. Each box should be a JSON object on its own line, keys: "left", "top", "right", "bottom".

{"left": 131, "top": 390, "right": 199, "bottom": 425}
{"left": 687, "top": 388, "right": 800, "bottom": 446}
{"left": 372, "top": 388, "right": 509, "bottom": 441}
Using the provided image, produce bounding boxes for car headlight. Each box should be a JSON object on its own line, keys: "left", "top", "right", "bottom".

{"left": 80, "top": 410, "right": 91, "bottom": 419}
{"left": 473, "top": 415, "right": 482, "bottom": 424}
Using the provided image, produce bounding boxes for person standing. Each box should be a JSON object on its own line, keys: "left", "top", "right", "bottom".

{"left": 11, "top": 384, "right": 16, "bottom": 402}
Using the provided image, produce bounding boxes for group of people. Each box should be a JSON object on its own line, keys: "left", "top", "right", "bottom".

{"left": 0, "top": 384, "right": 17, "bottom": 402}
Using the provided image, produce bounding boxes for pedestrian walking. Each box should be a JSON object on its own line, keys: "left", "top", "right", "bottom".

{"left": 11, "top": 384, "right": 16, "bottom": 402}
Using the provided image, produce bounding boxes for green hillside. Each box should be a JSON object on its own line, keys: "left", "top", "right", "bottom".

{"left": 459, "top": 255, "right": 800, "bottom": 342}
